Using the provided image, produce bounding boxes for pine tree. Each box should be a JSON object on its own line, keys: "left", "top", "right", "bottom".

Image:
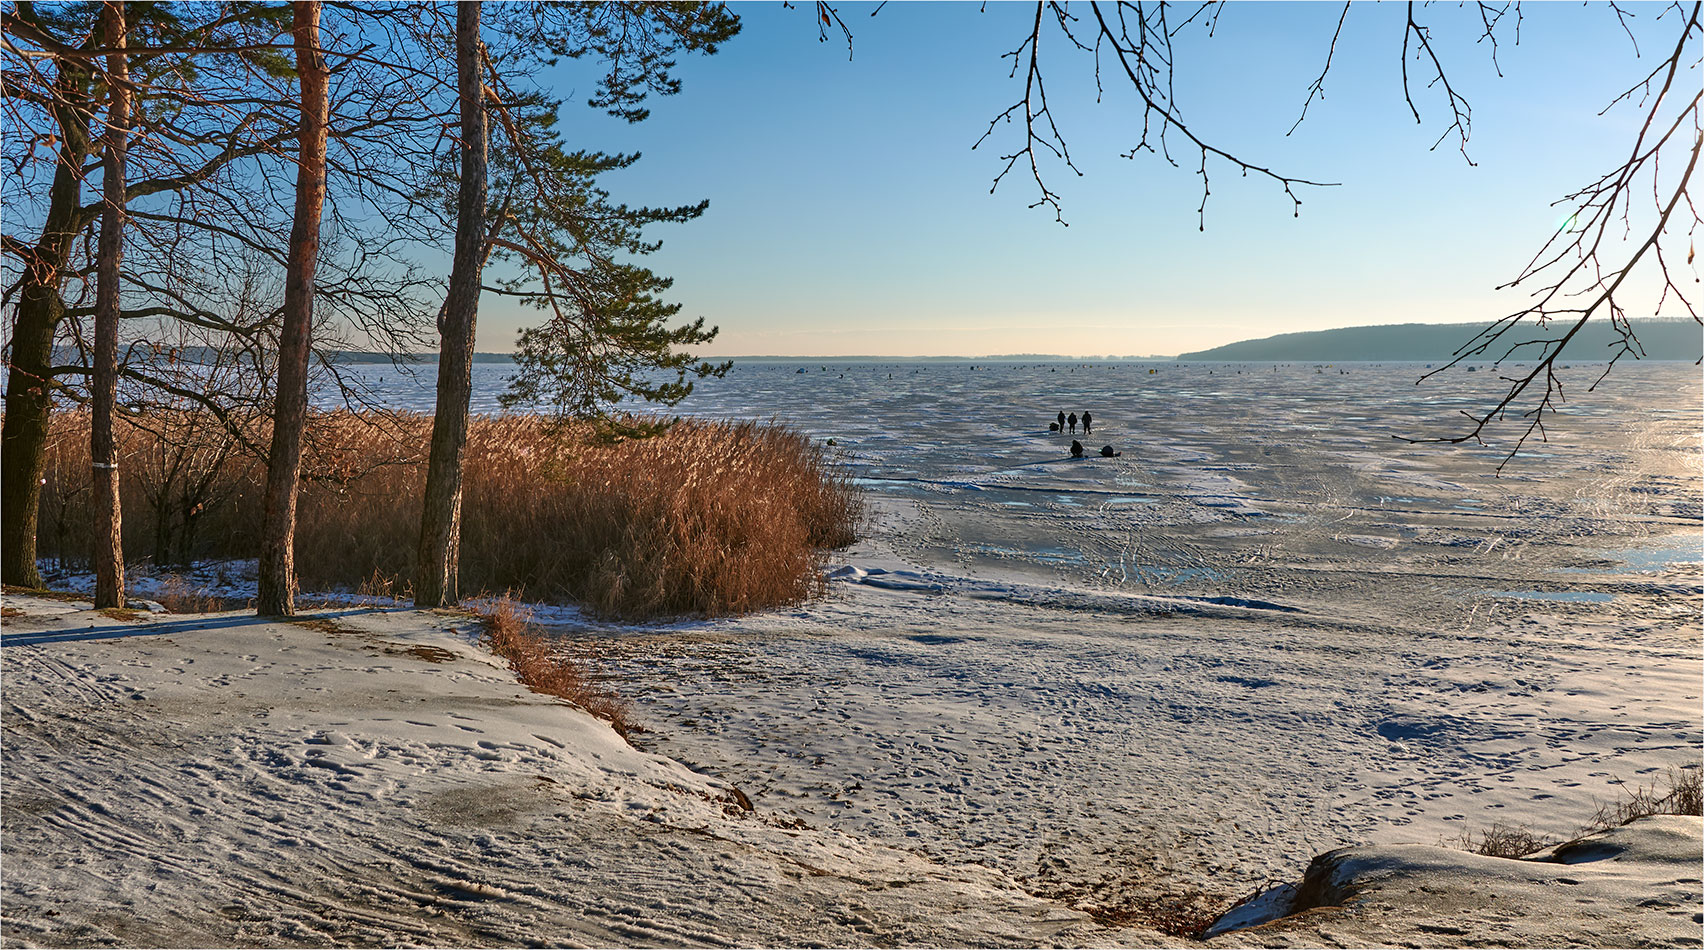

{"left": 484, "top": 3, "right": 739, "bottom": 425}
{"left": 416, "top": 3, "right": 739, "bottom": 606}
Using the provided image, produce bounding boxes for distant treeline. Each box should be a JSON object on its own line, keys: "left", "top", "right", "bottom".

{"left": 49, "top": 347, "right": 519, "bottom": 366}
{"left": 1176, "top": 320, "right": 1702, "bottom": 362}
{"left": 325, "top": 351, "right": 518, "bottom": 364}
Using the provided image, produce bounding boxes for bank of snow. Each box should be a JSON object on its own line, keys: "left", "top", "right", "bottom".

{"left": 0, "top": 596, "right": 1146, "bottom": 947}
{"left": 3, "top": 593, "right": 1698, "bottom": 947}
{"left": 1210, "top": 816, "right": 1703, "bottom": 947}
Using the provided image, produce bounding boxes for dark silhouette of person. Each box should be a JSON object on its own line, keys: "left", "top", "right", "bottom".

{"left": 1068, "top": 412, "right": 1078, "bottom": 434}
{"left": 1082, "top": 411, "right": 1092, "bottom": 435}
{"left": 1070, "top": 440, "right": 1084, "bottom": 458}
{"left": 1057, "top": 411, "right": 1066, "bottom": 431}
{"left": 1099, "top": 445, "right": 1121, "bottom": 457}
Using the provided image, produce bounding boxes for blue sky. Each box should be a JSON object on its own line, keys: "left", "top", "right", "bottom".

{"left": 480, "top": 2, "right": 1681, "bottom": 357}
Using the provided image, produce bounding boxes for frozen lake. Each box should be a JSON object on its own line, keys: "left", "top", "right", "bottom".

{"left": 342, "top": 358, "right": 1703, "bottom": 908}
{"left": 353, "top": 358, "right": 1702, "bottom": 621}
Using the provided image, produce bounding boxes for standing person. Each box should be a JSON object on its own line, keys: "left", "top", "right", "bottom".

{"left": 1057, "top": 411, "right": 1066, "bottom": 432}
{"left": 1082, "top": 411, "right": 1093, "bottom": 435}
{"left": 1068, "top": 412, "right": 1078, "bottom": 434}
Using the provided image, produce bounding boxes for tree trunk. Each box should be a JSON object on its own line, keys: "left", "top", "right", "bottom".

{"left": 256, "top": 0, "right": 329, "bottom": 617}
{"left": 91, "top": 0, "right": 130, "bottom": 609}
{"left": 0, "top": 287, "right": 61, "bottom": 590}
{"left": 0, "top": 34, "right": 94, "bottom": 589}
{"left": 415, "top": 1, "right": 488, "bottom": 608}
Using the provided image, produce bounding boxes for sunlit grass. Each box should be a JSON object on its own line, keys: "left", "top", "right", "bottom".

{"left": 471, "top": 594, "right": 637, "bottom": 738}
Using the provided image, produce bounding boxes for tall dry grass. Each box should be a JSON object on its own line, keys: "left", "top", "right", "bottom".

{"left": 1456, "top": 765, "right": 1702, "bottom": 858}
{"left": 37, "top": 409, "right": 861, "bottom": 619}
{"left": 1587, "top": 767, "right": 1702, "bottom": 828}
{"left": 471, "top": 595, "right": 636, "bottom": 737}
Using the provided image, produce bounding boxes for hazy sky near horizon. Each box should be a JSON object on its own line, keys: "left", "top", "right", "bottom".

{"left": 479, "top": 2, "right": 1684, "bottom": 357}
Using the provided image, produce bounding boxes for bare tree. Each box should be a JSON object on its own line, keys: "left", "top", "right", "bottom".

{"left": 1031, "top": 2, "right": 1700, "bottom": 458}
{"left": 256, "top": 0, "right": 329, "bottom": 617}
{"left": 1, "top": 1, "right": 98, "bottom": 587}
{"left": 979, "top": 1, "right": 1340, "bottom": 228}
{"left": 3, "top": 1, "right": 299, "bottom": 586}
{"left": 8, "top": 3, "right": 463, "bottom": 597}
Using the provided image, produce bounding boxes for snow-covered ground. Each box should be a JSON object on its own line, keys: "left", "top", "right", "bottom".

{"left": 6, "top": 360, "right": 1700, "bottom": 945}
{"left": 1, "top": 600, "right": 1144, "bottom": 946}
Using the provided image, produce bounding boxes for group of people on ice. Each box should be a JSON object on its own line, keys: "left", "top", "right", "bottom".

{"left": 1049, "top": 410, "right": 1120, "bottom": 459}
{"left": 1053, "top": 410, "right": 1092, "bottom": 435}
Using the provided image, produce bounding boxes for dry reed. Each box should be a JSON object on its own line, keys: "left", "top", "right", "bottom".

{"left": 153, "top": 576, "right": 239, "bottom": 614}
{"left": 36, "top": 409, "right": 861, "bottom": 620}
{"left": 471, "top": 595, "right": 636, "bottom": 738}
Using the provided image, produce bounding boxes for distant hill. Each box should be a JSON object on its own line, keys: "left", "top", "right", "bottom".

{"left": 1176, "top": 320, "right": 1701, "bottom": 362}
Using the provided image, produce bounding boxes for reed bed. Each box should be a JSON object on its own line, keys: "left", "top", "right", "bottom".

{"left": 36, "top": 409, "right": 861, "bottom": 620}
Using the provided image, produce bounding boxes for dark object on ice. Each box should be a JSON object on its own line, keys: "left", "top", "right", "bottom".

{"left": 1057, "top": 411, "right": 1066, "bottom": 430}
{"left": 1048, "top": 422, "right": 1060, "bottom": 432}
{"left": 1082, "top": 411, "right": 1092, "bottom": 434}
{"left": 1100, "top": 445, "right": 1121, "bottom": 457}
{"left": 1070, "top": 440, "right": 1085, "bottom": 458}
{"left": 1068, "top": 412, "right": 1078, "bottom": 433}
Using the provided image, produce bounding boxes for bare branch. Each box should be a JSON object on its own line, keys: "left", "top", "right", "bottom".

{"left": 1290, "top": 2, "right": 1351, "bottom": 136}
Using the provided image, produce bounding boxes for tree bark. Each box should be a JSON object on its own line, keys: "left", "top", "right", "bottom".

{"left": 415, "top": 1, "right": 488, "bottom": 608}
{"left": 0, "top": 17, "right": 95, "bottom": 589}
{"left": 256, "top": 0, "right": 329, "bottom": 617}
{"left": 91, "top": 0, "right": 130, "bottom": 609}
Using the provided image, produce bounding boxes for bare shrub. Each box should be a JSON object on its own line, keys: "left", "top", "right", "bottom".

{"left": 1587, "top": 767, "right": 1703, "bottom": 831}
{"left": 38, "top": 411, "right": 861, "bottom": 620}
{"left": 1456, "top": 765, "right": 1702, "bottom": 860}
{"left": 1032, "top": 878, "right": 1230, "bottom": 941}
{"left": 1457, "top": 822, "right": 1551, "bottom": 859}
{"left": 96, "top": 607, "right": 149, "bottom": 622}
{"left": 153, "top": 576, "right": 233, "bottom": 614}
{"left": 1669, "top": 769, "right": 1704, "bottom": 816}
{"left": 471, "top": 595, "right": 637, "bottom": 738}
